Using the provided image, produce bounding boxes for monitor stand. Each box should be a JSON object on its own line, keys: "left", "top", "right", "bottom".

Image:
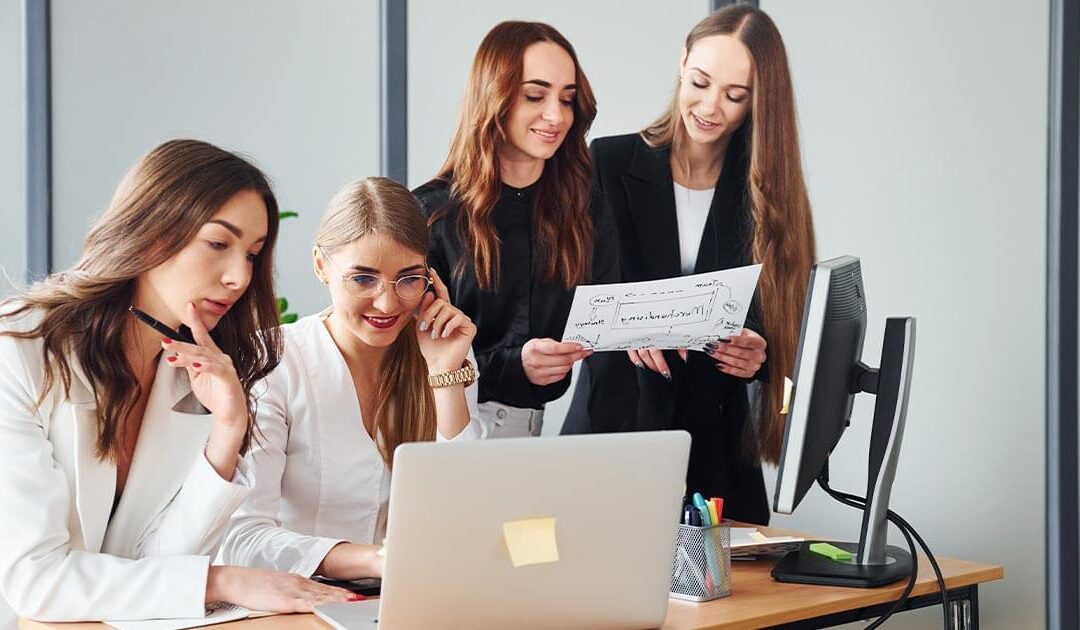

{"left": 772, "top": 317, "right": 916, "bottom": 588}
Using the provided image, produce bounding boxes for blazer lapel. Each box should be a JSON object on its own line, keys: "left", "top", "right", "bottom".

{"left": 48, "top": 362, "right": 116, "bottom": 554}
{"left": 621, "top": 140, "right": 682, "bottom": 280}
{"left": 102, "top": 354, "right": 213, "bottom": 557}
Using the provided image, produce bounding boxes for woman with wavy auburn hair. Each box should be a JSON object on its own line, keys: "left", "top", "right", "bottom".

{"left": 564, "top": 5, "right": 816, "bottom": 525}
{"left": 0, "top": 139, "right": 353, "bottom": 623}
{"left": 415, "top": 20, "right": 618, "bottom": 437}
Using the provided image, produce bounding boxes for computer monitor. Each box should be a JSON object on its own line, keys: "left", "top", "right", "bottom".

{"left": 771, "top": 255, "right": 916, "bottom": 587}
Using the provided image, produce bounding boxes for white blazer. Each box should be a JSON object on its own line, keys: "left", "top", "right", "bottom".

{"left": 219, "top": 310, "right": 490, "bottom": 576}
{"left": 0, "top": 310, "right": 251, "bottom": 622}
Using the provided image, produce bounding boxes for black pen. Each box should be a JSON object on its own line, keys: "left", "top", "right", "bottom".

{"left": 128, "top": 306, "right": 195, "bottom": 343}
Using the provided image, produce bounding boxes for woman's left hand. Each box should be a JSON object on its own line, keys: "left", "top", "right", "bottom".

{"left": 415, "top": 269, "right": 477, "bottom": 374}
{"left": 162, "top": 302, "right": 249, "bottom": 430}
{"left": 706, "top": 328, "right": 767, "bottom": 379}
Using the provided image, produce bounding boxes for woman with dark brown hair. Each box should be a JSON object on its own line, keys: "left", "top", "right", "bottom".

{"left": 0, "top": 140, "right": 354, "bottom": 622}
{"left": 563, "top": 5, "right": 817, "bottom": 525}
{"left": 415, "top": 20, "right": 618, "bottom": 437}
{"left": 221, "top": 177, "right": 486, "bottom": 581}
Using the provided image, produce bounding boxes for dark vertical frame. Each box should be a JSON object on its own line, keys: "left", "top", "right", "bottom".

{"left": 380, "top": 0, "right": 407, "bottom": 184}
{"left": 711, "top": 0, "right": 758, "bottom": 10}
{"left": 1047, "top": 0, "right": 1079, "bottom": 628}
{"left": 24, "top": 0, "right": 51, "bottom": 282}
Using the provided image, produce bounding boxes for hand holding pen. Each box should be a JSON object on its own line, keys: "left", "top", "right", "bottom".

{"left": 159, "top": 302, "right": 249, "bottom": 479}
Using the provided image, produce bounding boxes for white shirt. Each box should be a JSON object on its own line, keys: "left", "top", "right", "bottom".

{"left": 0, "top": 308, "right": 250, "bottom": 623}
{"left": 220, "top": 310, "right": 489, "bottom": 577}
{"left": 673, "top": 182, "right": 716, "bottom": 275}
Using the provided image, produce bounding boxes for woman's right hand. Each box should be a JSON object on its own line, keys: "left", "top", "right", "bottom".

{"left": 206, "top": 565, "right": 360, "bottom": 613}
{"left": 522, "top": 338, "right": 593, "bottom": 386}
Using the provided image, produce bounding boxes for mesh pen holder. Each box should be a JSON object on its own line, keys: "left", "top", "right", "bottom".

{"left": 670, "top": 523, "right": 732, "bottom": 602}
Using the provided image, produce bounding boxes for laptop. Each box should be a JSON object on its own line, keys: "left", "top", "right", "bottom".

{"left": 315, "top": 430, "right": 691, "bottom": 629}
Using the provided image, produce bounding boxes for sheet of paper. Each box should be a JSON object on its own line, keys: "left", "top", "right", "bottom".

{"left": 728, "top": 527, "right": 804, "bottom": 557}
{"left": 561, "top": 265, "right": 762, "bottom": 351}
{"left": 105, "top": 603, "right": 261, "bottom": 630}
{"left": 502, "top": 517, "right": 560, "bottom": 568}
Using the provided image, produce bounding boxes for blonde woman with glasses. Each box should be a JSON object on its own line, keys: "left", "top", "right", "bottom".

{"left": 220, "top": 177, "right": 489, "bottom": 581}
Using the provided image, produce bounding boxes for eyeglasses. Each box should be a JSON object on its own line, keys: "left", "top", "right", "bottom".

{"left": 318, "top": 246, "right": 432, "bottom": 300}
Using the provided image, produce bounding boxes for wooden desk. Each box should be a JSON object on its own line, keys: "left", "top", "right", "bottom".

{"left": 21, "top": 536, "right": 1003, "bottom": 629}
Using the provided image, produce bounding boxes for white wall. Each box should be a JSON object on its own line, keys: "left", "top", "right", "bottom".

{"left": 0, "top": 0, "right": 26, "bottom": 292}
{"left": 760, "top": 1, "right": 1048, "bottom": 627}
{"left": 49, "top": 0, "right": 381, "bottom": 317}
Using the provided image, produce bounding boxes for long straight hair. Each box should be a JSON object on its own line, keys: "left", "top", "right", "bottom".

{"left": 314, "top": 177, "right": 436, "bottom": 467}
{"left": 435, "top": 20, "right": 598, "bottom": 290}
{"left": 643, "top": 6, "right": 817, "bottom": 464}
{"left": 1, "top": 139, "right": 283, "bottom": 462}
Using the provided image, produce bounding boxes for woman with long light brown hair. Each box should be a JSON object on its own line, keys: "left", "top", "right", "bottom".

{"left": 0, "top": 139, "right": 355, "bottom": 623}
{"left": 415, "top": 20, "right": 618, "bottom": 437}
{"left": 221, "top": 177, "right": 486, "bottom": 581}
{"left": 563, "top": 5, "right": 816, "bottom": 525}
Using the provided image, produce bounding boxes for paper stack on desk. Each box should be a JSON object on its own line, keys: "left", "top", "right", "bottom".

{"left": 106, "top": 603, "right": 274, "bottom": 629}
{"left": 729, "top": 527, "right": 804, "bottom": 557}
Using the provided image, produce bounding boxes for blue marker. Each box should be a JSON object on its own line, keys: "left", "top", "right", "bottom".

{"left": 692, "top": 493, "right": 713, "bottom": 527}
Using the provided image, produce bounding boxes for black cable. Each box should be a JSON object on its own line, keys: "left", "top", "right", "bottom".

{"left": 818, "top": 472, "right": 950, "bottom": 629}
{"left": 817, "top": 478, "right": 918, "bottom": 628}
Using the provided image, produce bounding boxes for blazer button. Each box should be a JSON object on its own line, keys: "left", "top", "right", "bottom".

{"left": 496, "top": 408, "right": 508, "bottom": 419}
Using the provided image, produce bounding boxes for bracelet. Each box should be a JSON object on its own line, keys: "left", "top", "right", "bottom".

{"left": 428, "top": 359, "right": 477, "bottom": 389}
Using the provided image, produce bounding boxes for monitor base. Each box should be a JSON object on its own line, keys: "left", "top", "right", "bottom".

{"left": 771, "top": 541, "right": 912, "bottom": 588}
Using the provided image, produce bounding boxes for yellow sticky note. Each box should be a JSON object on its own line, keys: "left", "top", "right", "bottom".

{"left": 781, "top": 376, "right": 793, "bottom": 415}
{"left": 502, "top": 517, "right": 559, "bottom": 568}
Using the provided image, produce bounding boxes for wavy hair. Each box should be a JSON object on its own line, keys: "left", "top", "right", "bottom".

{"left": 1, "top": 139, "right": 283, "bottom": 462}
{"left": 314, "top": 177, "right": 436, "bottom": 466}
{"left": 434, "top": 20, "right": 598, "bottom": 290}
{"left": 643, "top": 6, "right": 817, "bottom": 463}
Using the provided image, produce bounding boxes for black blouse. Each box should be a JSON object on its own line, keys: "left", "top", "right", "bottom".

{"left": 414, "top": 179, "right": 618, "bottom": 409}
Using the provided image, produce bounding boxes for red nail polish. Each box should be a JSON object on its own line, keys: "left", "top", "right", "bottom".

{"left": 162, "top": 337, "right": 173, "bottom": 344}
{"left": 192, "top": 362, "right": 202, "bottom": 368}
{"left": 166, "top": 355, "right": 177, "bottom": 362}
{"left": 347, "top": 594, "right": 366, "bottom": 602}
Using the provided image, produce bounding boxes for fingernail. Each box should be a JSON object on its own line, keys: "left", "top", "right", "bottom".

{"left": 704, "top": 342, "right": 718, "bottom": 351}
{"left": 166, "top": 355, "right": 177, "bottom": 362}
{"left": 663, "top": 372, "right": 672, "bottom": 381}
{"left": 162, "top": 337, "right": 173, "bottom": 345}
{"left": 430, "top": 329, "right": 437, "bottom": 340}
{"left": 442, "top": 328, "right": 450, "bottom": 338}
{"left": 347, "top": 594, "right": 366, "bottom": 602}
{"left": 633, "top": 362, "right": 644, "bottom": 370}
{"left": 719, "top": 338, "right": 732, "bottom": 344}
{"left": 192, "top": 362, "right": 202, "bottom": 368}
{"left": 419, "top": 320, "right": 428, "bottom": 331}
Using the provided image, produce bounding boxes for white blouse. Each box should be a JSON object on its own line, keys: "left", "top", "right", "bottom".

{"left": 219, "top": 310, "right": 488, "bottom": 576}
{"left": 673, "top": 182, "right": 716, "bottom": 275}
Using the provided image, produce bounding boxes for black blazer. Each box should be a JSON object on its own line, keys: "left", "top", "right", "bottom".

{"left": 562, "top": 132, "right": 770, "bottom": 525}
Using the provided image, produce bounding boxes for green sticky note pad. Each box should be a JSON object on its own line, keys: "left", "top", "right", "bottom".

{"left": 809, "top": 542, "right": 853, "bottom": 562}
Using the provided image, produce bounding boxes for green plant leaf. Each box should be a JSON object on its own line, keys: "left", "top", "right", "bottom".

{"left": 279, "top": 211, "right": 299, "bottom": 220}
{"left": 280, "top": 312, "right": 299, "bottom": 324}
{"left": 277, "top": 297, "right": 289, "bottom": 313}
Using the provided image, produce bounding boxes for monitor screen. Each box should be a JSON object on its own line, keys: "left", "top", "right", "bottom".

{"left": 773, "top": 256, "right": 867, "bottom": 514}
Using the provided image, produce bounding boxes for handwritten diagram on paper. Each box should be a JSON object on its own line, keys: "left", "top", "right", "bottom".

{"left": 561, "top": 265, "right": 762, "bottom": 352}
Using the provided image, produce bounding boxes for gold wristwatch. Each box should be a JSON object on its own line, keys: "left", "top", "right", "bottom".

{"left": 428, "top": 359, "right": 478, "bottom": 388}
